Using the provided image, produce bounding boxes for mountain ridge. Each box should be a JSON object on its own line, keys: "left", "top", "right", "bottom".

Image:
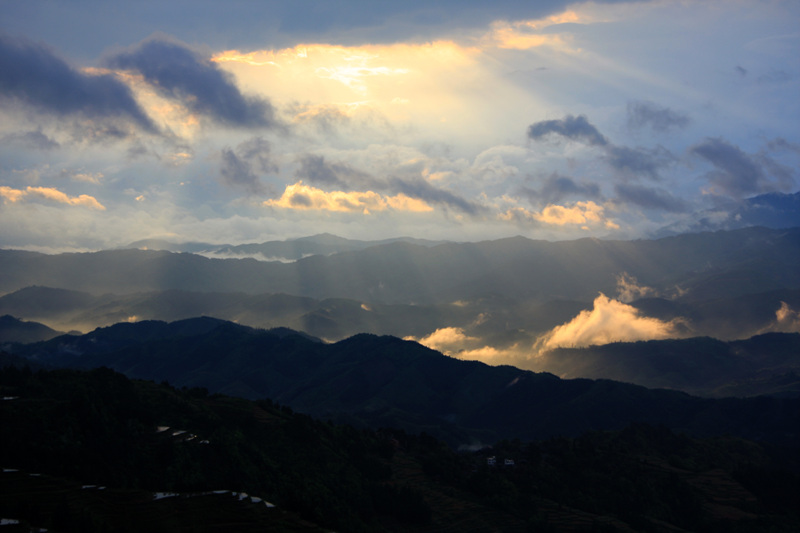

{"left": 3, "top": 226, "right": 798, "bottom": 304}
{"left": 11, "top": 317, "right": 800, "bottom": 447}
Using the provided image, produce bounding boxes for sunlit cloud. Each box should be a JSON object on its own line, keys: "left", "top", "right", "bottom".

{"left": 759, "top": 301, "right": 800, "bottom": 334}
{"left": 70, "top": 171, "right": 104, "bottom": 184}
{"left": 263, "top": 181, "right": 433, "bottom": 213}
{"left": 488, "top": 10, "right": 583, "bottom": 51}
{"left": 0, "top": 185, "right": 105, "bottom": 210}
{"left": 406, "top": 327, "right": 524, "bottom": 365}
{"left": 212, "top": 39, "right": 538, "bottom": 140}
{"left": 500, "top": 201, "right": 619, "bottom": 230}
{"left": 534, "top": 293, "right": 684, "bottom": 353}
{"left": 616, "top": 272, "right": 657, "bottom": 303}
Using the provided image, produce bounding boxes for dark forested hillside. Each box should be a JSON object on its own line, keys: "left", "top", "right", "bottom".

{"left": 1, "top": 366, "right": 798, "bottom": 532}
{"left": 537, "top": 333, "right": 800, "bottom": 398}
{"left": 10, "top": 318, "right": 800, "bottom": 447}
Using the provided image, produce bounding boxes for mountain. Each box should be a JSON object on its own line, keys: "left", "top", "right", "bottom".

{"left": 12, "top": 318, "right": 800, "bottom": 448}
{"left": 3, "top": 226, "right": 799, "bottom": 304}
{"left": 126, "top": 233, "right": 448, "bottom": 261}
{"left": 4, "top": 366, "right": 798, "bottom": 532}
{"left": 656, "top": 191, "right": 800, "bottom": 236}
{"left": 537, "top": 333, "right": 800, "bottom": 398}
{"left": 0, "top": 314, "right": 64, "bottom": 344}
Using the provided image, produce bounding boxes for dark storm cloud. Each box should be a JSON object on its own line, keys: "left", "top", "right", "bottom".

{"left": 690, "top": 138, "right": 767, "bottom": 197}
{"left": 527, "top": 115, "right": 608, "bottom": 146}
{"left": 388, "top": 176, "right": 482, "bottom": 215}
{"left": 0, "top": 33, "right": 155, "bottom": 132}
{"left": 614, "top": 183, "right": 687, "bottom": 212}
{"left": 604, "top": 145, "right": 674, "bottom": 181}
{"left": 294, "top": 154, "right": 377, "bottom": 189}
{"left": 523, "top": 173, "right": 602, "bottom": 206}
{"left": 626, "top": 100, "right": 690, "bottom": 133}
{"left": 106, "top": 37, "right": 277, "bottom": 129}
{"left": 219, "top": 137, "right": 276, "bottom": 194}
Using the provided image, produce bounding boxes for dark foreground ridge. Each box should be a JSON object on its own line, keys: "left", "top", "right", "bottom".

{"left": 10, "top": 317, "right": 800, "bottom": 447}
{"left": 2, "top": 366, "right": 799, "bottom": 532}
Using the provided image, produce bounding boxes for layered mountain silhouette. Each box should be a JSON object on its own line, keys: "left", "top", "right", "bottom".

{"left": 12, "top": 318, "right": 800, "bottom": 447}
{"left": 3, "top": 227, "right": 798, "bottom": 304}
{"left": 126, "top": 232, "right": 447, "bottom": 261}
{"left": 0, "top": 314, "right": 63, "bottom": 344}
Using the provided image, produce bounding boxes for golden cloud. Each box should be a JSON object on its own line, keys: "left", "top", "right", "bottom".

{"left": 616, "top": 272, "right": 658, "bottom": 303}
{"left": 759, "top": 302, "right": 800, "bottom": 334}
{"left": 406, "top": 327, "right": 523, "bottom": 364}
{"left": 212, "top": 40, "right": 521, "bottom": 133}
{"left": 263, "top": 182, "right": 433, "bottom": 213}
{"left": 500, "top": 201, "right": 619, "bottom": 229}
{"left": 488, "top": 10, "right": 583, "bottom": 51}
{"left": 0, "top": 186, "right": 105, "bottom": 210}
{"left": 535, "top": 293, "right": 683, "bottom": 353}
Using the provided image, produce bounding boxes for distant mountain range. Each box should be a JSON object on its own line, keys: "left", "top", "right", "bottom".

{"left": 655, "top": 191, "right": 800, "bottom": 236}
{"left": 10, "top": 317, "right": 800, "bottom": 447}
{"left": 3, "top": 226, "right": 799, "bottom": 306}
{"left": 2, "top": 225, "right": 799, "bottom": 390}
{"left": 126, "top": 232, "right": 448, "bottom": 261}
{"left": 0, "top": 314, "right": 63, "bottom": 344}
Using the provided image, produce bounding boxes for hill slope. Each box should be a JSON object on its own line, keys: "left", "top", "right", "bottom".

{"left": 2, "top": 366, "right": 799, "bottom": 532}
{"left": 13, "top": 318, "right": 800, "bottom": 447}
{"left": 2, "top": 227, "right": 799, "bottom": 304}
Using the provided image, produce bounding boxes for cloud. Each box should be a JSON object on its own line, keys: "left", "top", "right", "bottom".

{"left": 406, "top": 327, "right": 523, "bottom": 365}
{"left": 615, "top": 272, "right": 657, "bottom": 303}
{"left": 523, "top": 173, "right": 602, "bottom": 206}
{"left": 759, "top": 302, "right": 800, "bottom": 334}
{"left": 527, "top": 114, "right": 608, "bottom": 147}
{"left": 0, "top": 33, "right": 155, "bottom": 132}
{"left": 388, "top": 176, "right": 482, "bottom": 215}
{"left": 604, "top": 145, "right": 674, "bottom": 181}
{"left": 757, "top": 69, "right": 791, "bottom": 84}
{"left": 69, "top": 171, "right": 104, "bottom": 185}
{"left": 691, "top": 138, "right": 767, "bottom": 197}
{"left": 292, "top": 155, "right": 478, "bottom": 214}
{"left": 294, "top": 154, "right": 375, "bottom": 189}
{"left": 263, "top": 181, "right": 432, "bottom": 213}
{"left": 502, "top": 201, "right": 618, "bottom": 230}
{"left": 488, "top": 11, "right": 581, "bottom": 51}
{"left": 627, "top": 100, "right": 690, "bottom": 133}
{"left": 614, "top": 183, "right": 687, "bottom": 212}
{"left": 535, "top": 293, "right": 683, "bottom": 352}
{"left": 0, "top": 185, "right": 105, "bottom": 210}
{"left": 219, "top": 137, "right": 276, "bottom": 194}
{"left": 106, "top": 36, "right": 277, "bottom": 128}
{"left": 1, "top": 129, "right": 60, "bottom": 150}
{"left": 220, "top": 149, "right": 263, "bottom": 195}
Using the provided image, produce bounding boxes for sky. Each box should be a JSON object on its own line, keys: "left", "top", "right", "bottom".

{"left": 1, "top": 0, "right": 799, "bottom": 252}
